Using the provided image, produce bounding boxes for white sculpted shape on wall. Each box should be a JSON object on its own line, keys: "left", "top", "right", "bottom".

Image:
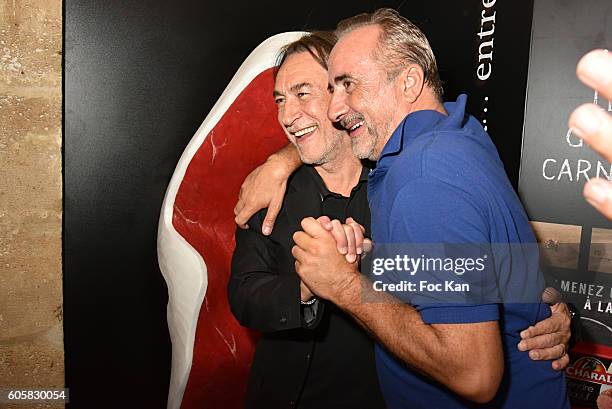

{"left": 157, "top": 32, "right": 306, "bottom": 409}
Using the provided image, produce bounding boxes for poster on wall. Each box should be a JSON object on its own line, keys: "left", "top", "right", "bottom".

{"left": 518, "top": 0, "right": 612, "bottom": 407}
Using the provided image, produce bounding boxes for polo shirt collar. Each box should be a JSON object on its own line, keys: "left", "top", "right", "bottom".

{"left": 305, "top": 164, "right": 369, "bottom": 199}
{"left": 377, "top": 94, "right": 469, "bottom": 166}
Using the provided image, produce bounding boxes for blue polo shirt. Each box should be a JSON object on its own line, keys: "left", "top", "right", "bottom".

{"left": 367, "top": 95, "right": 569, "bottom": 409}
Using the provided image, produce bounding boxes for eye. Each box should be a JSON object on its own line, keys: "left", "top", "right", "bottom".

{"left": 274, "top": 97, "right": 285, "bottom": 105}
{"left": 297, "top": 92, "right": 309, "bottom": 99}
{"left": 343, "top": 80, "right": 354, "bottom": 92}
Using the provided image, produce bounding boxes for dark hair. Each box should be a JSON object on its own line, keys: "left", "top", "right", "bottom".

{"left": 275, "top": 31, "right": 337, "bottom": 75}
{"left": 334, "top": 8, "right": 443, "bottom": 99}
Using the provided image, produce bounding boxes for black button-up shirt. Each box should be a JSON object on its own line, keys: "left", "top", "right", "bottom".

{"left": 229, "top": 164, "right": 385, "bottom": 409}
{"left": 301, "top": 165, "right": 369, "bottom": 327}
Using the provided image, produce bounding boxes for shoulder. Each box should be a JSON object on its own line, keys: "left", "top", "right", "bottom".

{"left": 395, "top": 126, "right": 499, "bottom": 192}
{"left": 427, "top": 128, "right": 490, "bottom": 166}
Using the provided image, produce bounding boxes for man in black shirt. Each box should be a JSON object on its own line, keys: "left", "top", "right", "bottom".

{"left": 228, "top": 32, "right": 385, "bottom": 409}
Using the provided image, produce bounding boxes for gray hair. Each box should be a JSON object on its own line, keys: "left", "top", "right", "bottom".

{"left": 275, "top": 31, "right": 337, "bottom": 75}
{"left": 334, "top": 8, "right": 443, "bottom": 99}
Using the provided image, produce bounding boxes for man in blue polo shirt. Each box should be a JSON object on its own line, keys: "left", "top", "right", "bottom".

{"left": 290, "top": 8, "right": 570, "bottom": 409}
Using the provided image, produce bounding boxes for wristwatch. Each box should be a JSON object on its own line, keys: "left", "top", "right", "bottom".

{"left": 301, "top": 297, "right": 318, "bottom": 305}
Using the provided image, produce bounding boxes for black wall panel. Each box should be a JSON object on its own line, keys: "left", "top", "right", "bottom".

{"left": 64, "top": 1, "right": 533, "bottom": 407}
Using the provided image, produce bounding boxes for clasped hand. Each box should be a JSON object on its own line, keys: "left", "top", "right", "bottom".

{"left": 292, "top": 216, "right": 368, "bottom": 301}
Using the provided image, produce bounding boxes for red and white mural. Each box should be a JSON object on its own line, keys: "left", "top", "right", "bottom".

{"left": 157, "top": 32, "right": 305, "bottom": 409}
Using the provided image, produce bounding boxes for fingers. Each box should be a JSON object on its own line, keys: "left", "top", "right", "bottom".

{"left": 293, "top": 228, "right": 329, "bottom": 260}
{"left": 549, "top": 302, "right": 572, "bottom": 345}
{"left": 299, "top": 217, "right": 365, "bottom": 263}
{"left": 527, "top": 344, "right": 566, "bottom": 361}
{"left": 343, "top": 224, "right": 357, "bottom": 263}
{"left": 551, "top": 353, "right": 570, "bottom": 372}
{"left": 291, "top": 243, "right": 307, "bottom": 263}
{"left": 262, "top": 193, "right": 283, "bottom": 235}
{"left": 570, "top": 50, "right": 612, "bottom": 219}
{"left": 292, "top": 231, "right": 310, "bottom": 250}
{"left": 330, "top": 219, "right": 349, "bottom": 254}
{"left": 234, "top": 188, "right": 257, "bottom": 230}
{"left": 235, "top": 220, "right": 249, "bottom": 230}
{"left": 520, "top": 302, "right": 571, "bottom": 343}
{"left": 583, "top": 178, "right": 612, "bottom": 220}
{"left": 234, "top": 156, "right": 291, "bottom": 232}
{"left": 234, "top": 215, "right": 250, "bottom": 229}
{"left": 569, "top": 103, "right": 612, "bottom": 162}
{"left": 362, "top": 238, "right": 373, "bottom": 254}
{"left": 519, "top": 319, "right": 562, "bottom": 350}
{"left": 518, "top": 332, "right": 564, "bottom": 356}
{"left": 294, "top": 259, "right": 303, "bottom": 278}
{"left": 520, "top": 318, "right": 561, "bottom": 342}
{"left": 346, "top": 217, "right": 365, "bottom": 234}
{"left": 234, "top": 192, "right": 278, "bottom": 233}
{"left": 518, "top": 302, "right": 572, "bottom": 362}
{"left": 300, "top": 217, "right": 329, "bottom": 238}
{"left": 234, "top": 196, "right": 250, "bottom": 229}
{"left": 234, "top": 169, "right": 258, "bottom": 228}
{"left": 346, "top": 218, "right": 365, "bottom": 255}
{"left": 316, "top": 216, "right": 333, "bottom": 231}
{"left": 576, "top": 49, "right": 612, "bottom": 102}
{"left": 541, "top": 286, "right": 563, "bottom": 304}
{"left": 233, "top": 196, "right": 243, "bottom": 217}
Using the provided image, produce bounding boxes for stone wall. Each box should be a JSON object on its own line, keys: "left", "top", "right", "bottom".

{"left": 0, "top": 0, "right": 63, "bottom": 407}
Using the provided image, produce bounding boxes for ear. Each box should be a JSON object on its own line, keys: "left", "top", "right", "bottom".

{"left": 399, "top": 64, "right": 425, "bottom": 103}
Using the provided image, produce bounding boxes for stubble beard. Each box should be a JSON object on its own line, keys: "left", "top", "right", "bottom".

{"left": 351, "top": 123, "right": 380, "bottom": 160}
{"left": 296, "top": 131, "right": 344, "bottom": 166}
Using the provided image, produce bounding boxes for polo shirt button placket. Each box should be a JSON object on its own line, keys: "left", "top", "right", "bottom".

{"left": 280, "top": 316, "right": 287, "bottom": 324}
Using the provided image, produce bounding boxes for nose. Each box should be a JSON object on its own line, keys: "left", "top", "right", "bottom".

{"left": 327, "top": 88, "right": 349, "bottom": 123}
{"left": 280, "top": 99, "right": 301, "bottom": 127}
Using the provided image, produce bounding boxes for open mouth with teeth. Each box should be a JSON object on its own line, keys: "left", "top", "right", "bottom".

{"left": 347, "top": 120, "right": 365, "bottom": 136}
{"left": 292, "top": 125, "right": 317, "bottom": 142}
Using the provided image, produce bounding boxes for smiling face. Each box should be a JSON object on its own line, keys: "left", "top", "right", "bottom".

{"left": 274, "top": 51, "right": 345, "bottom": 165}
{"left": 327, "top": 25, "right": 403, "bottom": 161}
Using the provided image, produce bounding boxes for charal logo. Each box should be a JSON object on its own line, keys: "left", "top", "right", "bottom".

{"left": 566, "top": 357, "right": 612, "bottom": 386}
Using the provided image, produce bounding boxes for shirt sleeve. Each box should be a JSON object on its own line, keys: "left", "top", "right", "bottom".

{"left": 228, "top": 210, "right": 324, "bottom": 332}
{"left": 387, "top": 177, "right": 500, "bottom": 324}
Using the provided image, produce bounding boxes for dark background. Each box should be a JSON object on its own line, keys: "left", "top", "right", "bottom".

{"left": 64, "top": 1, "right": 533, "bottom": 407}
